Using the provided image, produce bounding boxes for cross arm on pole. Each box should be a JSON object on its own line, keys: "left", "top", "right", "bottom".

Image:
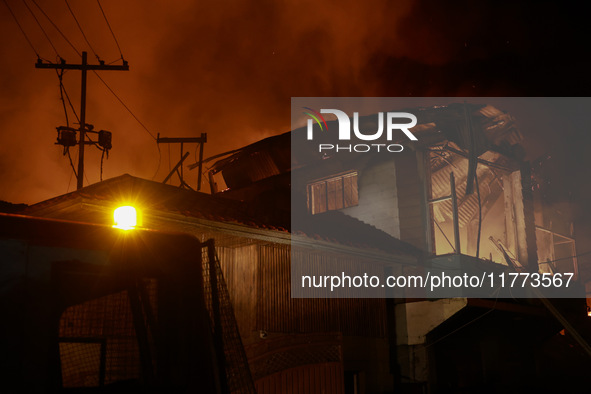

{"left": 35, "top": 59, "right": 129, "bottom": 71}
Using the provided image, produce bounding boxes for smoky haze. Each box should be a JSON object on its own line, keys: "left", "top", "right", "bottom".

{"left": 0, "top": 0, "right": 588, "bottom": 204}
{"left": 0, "top": 0, "right": 410, "bottom": 203}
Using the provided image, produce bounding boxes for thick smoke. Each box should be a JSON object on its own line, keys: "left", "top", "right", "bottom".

{"left": 0, "top": 0, "right": 588, "bottom": 203}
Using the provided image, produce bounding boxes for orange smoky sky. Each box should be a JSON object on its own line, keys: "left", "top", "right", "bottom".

{"left": 0, "top": 0, "right": 588, "bottom": 204}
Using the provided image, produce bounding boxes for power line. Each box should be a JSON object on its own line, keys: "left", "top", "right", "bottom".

{"left": 56, "top": 69, "right": 69, "bottom": 126}
{"left": 106, "top": 57, "right": 123, "bottom": 65}
{"left": 21, "top": 0, "right": 60, "bottom": 58}
{"left": 60, "top": 76, "right": 80, "bottom": 122}
{"left": 2, "top": 0, "right": 41, "bottom": 58}
{"left": 29, "top": 0, "right": 81, "bottom": 57}
{"left": 64, "top": 0, "right": 99, "bottom": 61}
{"left": 100, "top": 147, "right": 107, "bottom": 181}
{"left": 91, "top": 70, "right": 163, "bottom": 181}
{"left": 66, "top": 147, "right": 77, "bottom": 192}
{"left": 91, "top": 70, "right": 157, "bottom": 140}
{"left": 66, "top": 147, "right": 78, "bottom": 178}
{"left": 152, "top": 143, "right": 162, "bottom": 181}
{"left": 55, "top": 69, "right": 80, "bottom": 123}
{"left": 37, "top": 52, "right": 127, "bottom": 190}
{"left": 96, "top": 0, "right": 124, "bottom": 59}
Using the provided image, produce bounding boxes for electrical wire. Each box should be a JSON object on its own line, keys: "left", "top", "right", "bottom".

{"left": 100, "top": 148, "right": 106, "bottom": 181}
{"left": 106, "top": 57, "right": 123, "bottom": 65}
{"left": 56, "top": 70, "right": 78, "bottom": 189}
{"left": 66, "top": 140, "right": 89, "bottom": 189}
{"left": 66, "top": 147, "right": 78, "bottom": 178}
{"left": 21, "top": 0, "right": 60, "bottom": 59}
{"left": 58, "top": 75, "right": 80, "bottom": 123}
{"left": 9, "top": 0, "right": 124, "bottom": 187}
{"left": 90, "top": 70, "right": 163, "bottom": 180}
{"left": 59, "top": 73, "right": 105, "bottom": 186}
{"left": 85, "top": 135, "right": 102, "bottom": 150}
{"left": 2, "top": 0, "right": 41, "bottom": 58}
{"left": 30, "top": 0, "right": 81, "bottom": 57}
{"left": 96, "top": 0, "right": 124, "bottom": 59}
{"left": 91, "top": 71, "right": 156, "bottom": 140}
{"left": 152, "top": 144, "right": 162, "bottom": 180}
{"left": 57, "top": 70, "right": 68, "bottom": 126}
{"left": 65, "top": 147, "right": 77, "bottom": 192}
{"left": 64, "top": 0, "right": 100, "bottom": 61}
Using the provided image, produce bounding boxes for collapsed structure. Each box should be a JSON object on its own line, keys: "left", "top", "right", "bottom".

{"left": 20, "top": 103, "right": 590, "bottom": 393}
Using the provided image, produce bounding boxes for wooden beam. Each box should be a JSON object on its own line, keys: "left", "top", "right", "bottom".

{"left": 450, "top": 172, "right": 461, "bottom": 254}
{"left": 162, "top": 152, "right": 190, "bottom": 184}
{"left": 156, "top": 136, "right": 207, "bottom": 144}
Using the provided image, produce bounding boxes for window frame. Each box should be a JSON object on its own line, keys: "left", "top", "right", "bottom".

{"left": 307, "top": 171, "right": 359, "bottom": 215}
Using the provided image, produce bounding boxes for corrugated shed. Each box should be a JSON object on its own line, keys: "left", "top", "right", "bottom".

{"left": 258, "top": 244, "right": 387, "bottom": 337}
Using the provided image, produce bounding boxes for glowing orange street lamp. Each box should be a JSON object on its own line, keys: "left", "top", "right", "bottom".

{"left": 113, "top": 206, "right": 139, "bottom": 230}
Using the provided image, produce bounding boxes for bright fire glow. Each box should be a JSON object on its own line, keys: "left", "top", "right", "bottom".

{"left": 113, "top": 206, "right": 138, "bottom": 230}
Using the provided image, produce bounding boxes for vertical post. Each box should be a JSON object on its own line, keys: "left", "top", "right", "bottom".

{"left": 209, "top": 171, "right": 218, "bottom": 194}
{"left": 36, "top": 53, "right": 128, "bottom": 189}
{"left": 77, "top": 51, "right": 88, "bottom": 190}
{"left": 128, "top": 282, "right": 155, "bottom": 385}
{"left": 180, "top": 142, "right": 184, "bottom": 183}
{"left": 207, "top": 240, "right": 229, "bottom": 394}
{"left": 450, "top": 172, "right": 461, "bottom": 254}
{"left": 550, "top": 231, "right": 555, "bottom": 263}
{"left": 572, "top": 241, "right": 579, "bottom": 279}
{"left": 197, "top": 133, "right": 205, "bottom": 190}
{"left": 155, "top": 135, "right": 207, "bottom": 190}
{"left": 99, "top": 340, "right": 106, "bottom": 387}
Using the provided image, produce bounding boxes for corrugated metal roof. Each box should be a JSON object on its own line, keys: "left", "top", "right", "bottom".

{"left": 24, "top": 174, "right": 289, "bottom": 231}
{"left": 23, "top": 174, "right": 420, "bottom": 257}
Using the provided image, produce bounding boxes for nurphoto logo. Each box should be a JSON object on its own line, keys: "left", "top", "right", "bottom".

{"left": 304, "top": 108, "right": 418, "bottom": 153}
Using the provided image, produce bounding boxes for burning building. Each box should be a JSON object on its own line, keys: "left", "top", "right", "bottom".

{"left": 14, "top": 102, "right": 591, "bottom": 392}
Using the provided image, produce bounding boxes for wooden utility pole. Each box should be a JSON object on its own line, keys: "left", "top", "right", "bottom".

{"left": 36, "top": 51, "right": 129, "bottom": 189}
